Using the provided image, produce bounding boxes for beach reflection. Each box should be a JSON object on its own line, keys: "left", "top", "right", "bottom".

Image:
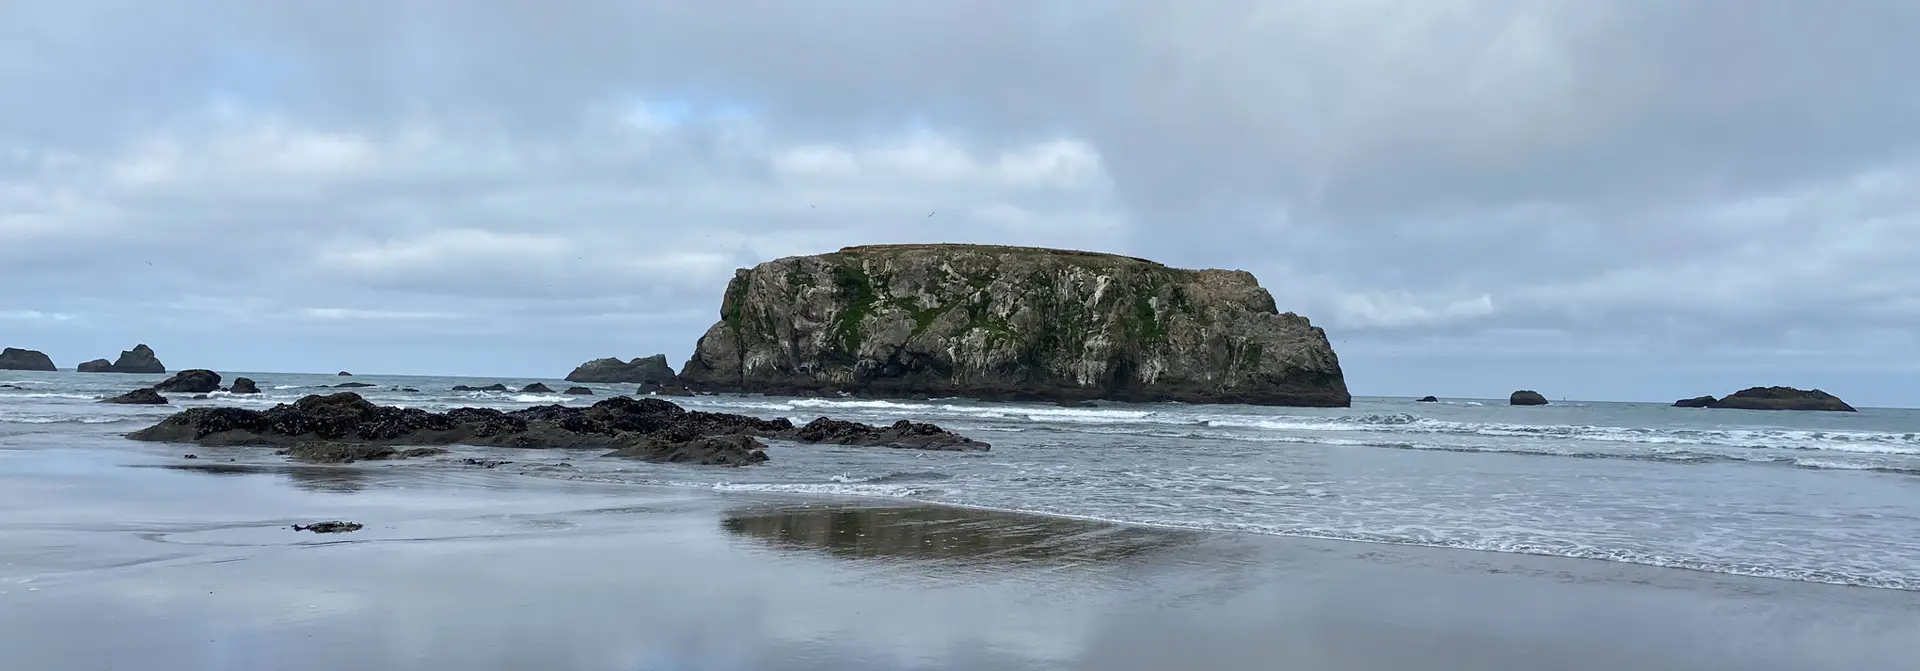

{"left": 720, "top": 503, "right": 1189, "bottom": 566}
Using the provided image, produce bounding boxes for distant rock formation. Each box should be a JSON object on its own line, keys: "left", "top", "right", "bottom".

{"left": 1510, "top": 390, "right": 1548, "bottom": 406}
{"left": 77, "top": 344, "right": 165, "bottom": 373}
{"left": 564, "top": 386, "right": 594, "bottom": 395}
{"left": 334, "top": 382, "right": 376, "bottom": 388}
{"left": 128, "top": 393, "right": 988, "bottom": 466}
{"left": 679, "top": 244, "right": 1350, "bottom": 407}
{"left": 521, "top": 383, "right": 554, "bottom": 393}
{"left": 1417, "top": 395, "right": 1439, "bottom": 402}
{"left": 152, "top": 369, "right": 221, "bottom": 393}
{"left": 229, "top": 377, "right": 261, "bottom": 394}
{"left": 0, "top": 347, "right": 55, "bottom": 371}
{"left": 565, "top": 355, "right": 679, "bottom": 385}
{"left": 1678, "top": 387, "right": 1856, "bottom": 412}
{"left": 452, "top": 384, "right": 510, "bottom": 392}
{"left": 101, "top": 388, "right": 168, "bottom": 404}
{"left": 337, "top": 371, "right": 353, "bottom": 376}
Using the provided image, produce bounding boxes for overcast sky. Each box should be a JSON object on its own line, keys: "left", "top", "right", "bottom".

{"left": 4, "top": 1, "right": 1917, "bottom": 405}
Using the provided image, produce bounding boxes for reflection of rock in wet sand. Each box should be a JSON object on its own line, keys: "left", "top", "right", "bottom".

{"left": 160, "top": 462, "right": 370, "bottom": 493}
{"left": 720, "top": 504, "right": 1189, "bottom": 565}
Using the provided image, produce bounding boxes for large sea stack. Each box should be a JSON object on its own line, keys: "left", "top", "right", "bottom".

{"left": 565, "top": 355, "right": 678, "bottom": 385}
{"left": 76, "top": 344, "right": 166, "bottom": 374}
{"left": 678, "top": 244, "right": 1350, "bottom": 407}
{"left": 0, "top": 347, "right": 56, "bottom": 371}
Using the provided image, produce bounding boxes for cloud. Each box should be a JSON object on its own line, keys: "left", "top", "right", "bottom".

{"left": 1, "top": 0, "right": 1916, "bottom": 403}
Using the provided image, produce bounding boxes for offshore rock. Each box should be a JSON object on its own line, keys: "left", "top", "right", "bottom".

{"left": 679, "top": 244, "right": 1349, "bottom": 407}
{"left": 565, "top": 355, "right": 679, "bottom": 384}
{"left": 229, "top": 377, "right": 261, "bottom": 394}
{"left": 1672, "top": 395, "right": 1716, "bottom": 408}
{"left": 152, "top": 369, "right": 221, "bottom": 393}
{"left": 521, "top": 383, "right": 554, "bottom": 393}
{"left": 112, "top": 344, "right": 166, "bottom": 374}
{"left": 77, "top": 358, "right": 114, "bottom": 373}
{"left": 564, "top": 386, "right": 595, "bottom": 395}
{"left": 101, "top": 388, "right": 168, "bottom": 404}
{"left": 1416, "top": 395, "right": 1439, "bottom": 402}
{"left": 1706, "top": 387, "right": 1855, "bottom": 412}
{"left": 0, "top": 347, "right": 56, "bottom": 371}
{"left": 1510, "top": 390, "right": 1549, "bottom": 406}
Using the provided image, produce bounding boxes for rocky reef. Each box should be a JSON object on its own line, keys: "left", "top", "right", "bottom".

{"left": 679, "top": 244, "right": 1349, "bottom": 407}
{"left": 0, "top": 347, "right": 56, "bottom": 371}
{"left": 76, "top": 344, "right": 166, "bottom": 374}
{"left": 127, "top": 393, "right": 986, "bottom": 466}
{"left": 1674, "top": 387, "right": 1856, "bottom": 412}
{"left": 565, "top": 355, "right": 679, "bottom": 385}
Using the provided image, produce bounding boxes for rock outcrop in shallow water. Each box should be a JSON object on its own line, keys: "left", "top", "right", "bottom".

{"left": 1679, "top": 387, "right": 1856, "bottom": 412}
{"left": 792, "top": 417, "right": 989, "bottom": 451}
{"left": 153, "top": 369, "right": 220, "bottom": 393}
{"left": 565, "top": 355, "right": 680, "bottom": 385}
{"left": 679, "top": 244, "right": 1350, "bottom": 407}
{"left": 127, "top": 393, "right": 988, "bottom": 466}
{"left": 0, "top": 347, "right": 55, "bottom": 371}
{"left": 229, "top": 377, "right": 260, "bottom": 394}
{"left": 101, "top": 388, "right": 168, "bottom": 404}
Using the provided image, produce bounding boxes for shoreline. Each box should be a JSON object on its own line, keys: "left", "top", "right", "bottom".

{"left": 4, "top": 447, "right": 1920, "bottom": 669}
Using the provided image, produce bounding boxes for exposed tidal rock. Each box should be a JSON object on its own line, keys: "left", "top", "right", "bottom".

{"left": 651, "top": 386, "right": 694, "bottom": 397}
{"left": 333, "top": 382, "right": 376, "bottom": 388}
{"left": 564, "top": 386, "right": 594, "bottom": 395}
{"left": 1510, "top": 390, "right": 1548, "bottom": 406}
{"left": 128, "top": 393, "right": 796, "bottom": 467}
{"left": 229, "top": 377, "right": 260, "bottom": 394}
{"left": 604, "top": 435, "right": 769, "bottom": 466}
{"left": 679, "top": 244, "right": 1349, "bottom": 407}
{"left": 790, "top": 417, "right": 989, "bottom": 451}
{"left": 0, "top": 347, "right": 56, "bottom": 371}
{"left": 565, "top": 355, "right": 680, "bottom": 385}
{"left": 292, "top": 521, "right": 362, "bottom": 533}
{"left": 1705, "top": 387, "right": 1855, "bottom": 412}
{"left": 521, "top": 383, "right": 554, "bottom": 393}
{"left": 153, "top": 369, "right": 221, "bottom": 393}
{"left": 77, "top": 358, "right": 114, "bottom": 373}
{"left": 101, "top": 388, "right": 168, "bottom": 404}
{"left": 1417, "top": 395, "right": 1439, "bottom": 402}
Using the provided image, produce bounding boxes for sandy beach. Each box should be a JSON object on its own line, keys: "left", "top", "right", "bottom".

{"left": 1, "top": 444, "right": 1915, "bottom": 671}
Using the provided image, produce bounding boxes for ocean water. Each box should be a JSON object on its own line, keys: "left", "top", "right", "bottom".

{"left": 5, "top": 370, "right": 1919, "bottom": 591}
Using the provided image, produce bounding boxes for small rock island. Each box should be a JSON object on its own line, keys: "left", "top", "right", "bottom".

{"left": 678, "top": 244, "right": 1350, "bottom": 407}
{"left": 76, "top": 344, "right": 166, "bottom": 374}
{"left": 0, "top": 347, "right": 56, "bottom": 371}
{"left": 1510, "top": 390, "right": 1549, "bottom": 406}
{"left": 565, "top": 355, "right": 680, "bottom": 388}
{"left": 1673, "top": 387, "right": 1856, "bottom": 412}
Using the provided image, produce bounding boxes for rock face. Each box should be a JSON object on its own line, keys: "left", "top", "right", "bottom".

{"left": 127, "top": 393, "right": 988, "bottom": 466}
{"left": 1700, "top": 387, "right": 1855, "bottom": 412}
{"left": 0, "top": 347, "right": 56, "bottom": 371}
{"left": 229, "top": 377, "right": 261, "bottom": 394}
{"left": 101, "top": 388, "right": 168, "bottom": 404}
{"left": 565, "top": 355, "right": 680, "bottom": 385}
{"left": 1510, "top": 390, "right": 1548, "bottom": 406}
{"left": 152, "top": 369, "right": 221, "bottom": 393}
{"left": 679, "top": 244, "right": 1350, "bottom": 407}
{"left": 78, "top": 345, "right": 165, "bottom": 373}
{"left": 1672, "top": 395, "right": 1716, "bottom": 408}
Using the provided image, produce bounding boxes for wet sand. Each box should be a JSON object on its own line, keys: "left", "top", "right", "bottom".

{"left": 2, "top": 447, "right": 1917, "bottom": 670}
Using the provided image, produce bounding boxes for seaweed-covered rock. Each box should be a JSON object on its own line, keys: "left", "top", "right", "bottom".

{"left": 0, "top": 347, "right": 55, "bottom": 371}
{"left": 604, "top": 435, "right": 769, "bottom": 466}
{"left": 679, "top": 244, "right": 1349, "bottom": 407}
{"left": 102, "top": 388, "right": 168, "bottom": 404}
{"left": 1510, "top": 390, "right": 1548, "bottom": 406}
{"left": 153, "top": 369, "right": 221, "bottom": 393}
{"left": 280, "top": 444, "right": 448, "bottom": 464}
{"left": 790, "top": 417, "right": 990, "bottom": 451}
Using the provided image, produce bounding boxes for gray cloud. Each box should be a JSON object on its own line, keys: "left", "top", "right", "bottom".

{"left": 2, "top": 1, "right": 1916, "bottom": 403}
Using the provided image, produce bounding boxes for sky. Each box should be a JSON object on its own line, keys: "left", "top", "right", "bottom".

{"left": 3, "top": 1, "right": 1918, "bottom": 406}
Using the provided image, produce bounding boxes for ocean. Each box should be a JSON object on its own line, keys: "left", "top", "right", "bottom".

{"left": 5, "top": 369, "right": 1918, "bottom": 592}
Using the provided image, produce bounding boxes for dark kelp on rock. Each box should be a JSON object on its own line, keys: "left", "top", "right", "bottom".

{"left": 126, "top": 392, "right": 988, "bottom": 466}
